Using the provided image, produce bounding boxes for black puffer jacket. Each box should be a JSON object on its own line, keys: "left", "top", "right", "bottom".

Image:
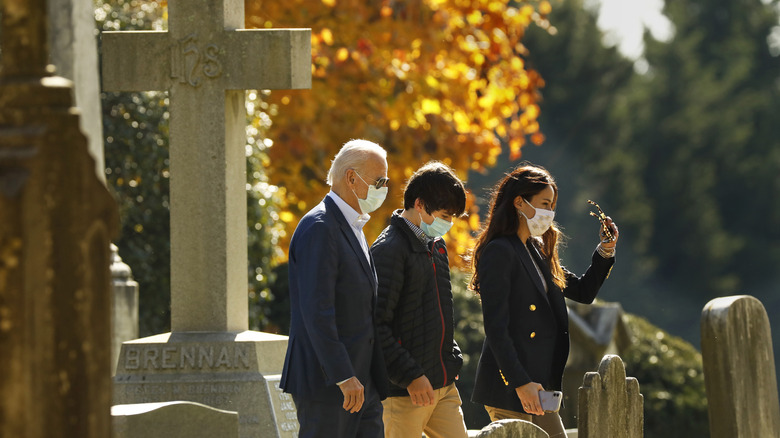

{"left": 370, "top": 210, "right": 463, "bottom": 397}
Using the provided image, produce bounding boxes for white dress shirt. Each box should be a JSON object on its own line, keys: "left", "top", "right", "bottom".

{"left": 328, "top": 191, "right": 371, "bottom": 263}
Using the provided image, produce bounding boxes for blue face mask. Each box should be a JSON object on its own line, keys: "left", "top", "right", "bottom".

{"left": 352, "top": 172, "right": 388, "bottom": 214}
{"left": 420, "top": 214, "right": 453, "bottom": 238}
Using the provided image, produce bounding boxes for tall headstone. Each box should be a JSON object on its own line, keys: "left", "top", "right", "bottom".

{"left": 46, "top": 0, "right": 105, "bottom": 180}
{"left": 0, "top": 0, "right": 119, "bottom": 436}
{"left": 101, "top": 2, "right": 310, "bottom": 437}
{"left": 701, "top": 295, "right": 780, "bottom": 438}
{"left": 46, "top": 0, "right": 139, "bottom": 377}
{"left": 578, "top": 355, "right": 643, "bottom": 438}
{"left": 111, "top": 244, "right": 139, "bottom": 375}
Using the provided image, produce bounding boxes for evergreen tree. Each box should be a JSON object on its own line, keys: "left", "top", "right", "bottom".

{"left": 515, "top": 0, "right": 780, "bottom": 344}
{"left": 627, "top": 0, "right": 780, "bottom": 300}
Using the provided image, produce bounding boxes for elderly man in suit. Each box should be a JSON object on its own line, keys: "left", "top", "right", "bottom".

{"left": 280, "top": 139, "right": 390, "bottom": 438}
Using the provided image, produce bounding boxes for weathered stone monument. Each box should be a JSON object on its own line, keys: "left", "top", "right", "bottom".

{"left": 45, "top": 0, "right": 140, "bottom": 374}
{"left": 475, "top": 419, "right": 549, "bottom": 438}
{"left": 112, "top": 243, "right": 139, "bottom": 375}
{"left": 563, "top": 300, "right": 631, "bottom": 427}
{"left": 577, "top": 355, "right": 643, "bottom": 438}
{"left": 46, "top": 0, "right": 105, "bottom": 180}
{"left": 101, "top": 1, "right": 310, "bottom": 437}
{"left": 701, "top": 295, "right": 780, "bottom": 438}
{"left": 0, "top": 0, "right": 119, "bottom": 436}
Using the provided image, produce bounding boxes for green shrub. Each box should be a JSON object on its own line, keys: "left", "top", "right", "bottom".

{"left": 622, "top": 314, "right": 709, "bottom": 437}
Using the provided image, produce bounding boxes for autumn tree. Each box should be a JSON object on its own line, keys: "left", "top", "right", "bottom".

{"left": 245, "top": 0, "right": 551, "bottom": 260}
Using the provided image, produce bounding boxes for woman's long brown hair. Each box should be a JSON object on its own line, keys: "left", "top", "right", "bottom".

{"left": 469, "top": 164, "right": 566, "bottom": 293}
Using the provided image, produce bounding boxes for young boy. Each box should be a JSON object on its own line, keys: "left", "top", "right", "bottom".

{"left": 370, "top": 161, "right": 468, "bottom": 438}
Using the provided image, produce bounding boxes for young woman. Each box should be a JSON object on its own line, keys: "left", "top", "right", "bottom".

{"left": 469, "top": 164, "right": 618, "bottom": 437}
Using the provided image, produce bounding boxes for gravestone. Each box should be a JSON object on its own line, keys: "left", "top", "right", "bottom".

{"left": 563, "top": 300, "right": 630, "bottom": 427}
{"left": 111, "top": 244, "right": 139, "bottom": 375}
{"left": 101, "top": 1, "right": 310, "bottom": 437}
{"left": 46, "top": 0, "right": 138, "bottom": 376}
{"left": 701, "top": 295, "right": 780, "bottom": 438}
{"left": 112, "top": 401, "right": 239, "bottom": 438}
{"left": 474, "top": 419, "right": 549, "bottom": 438}
{"left": 577, "top": 355, "right": 643, "bottom": 438}
{"left": 0, "top": 0, "right": 119, "bottom": 436}
{"left": 46, "top": 0, "right": 105, "bottom": 180}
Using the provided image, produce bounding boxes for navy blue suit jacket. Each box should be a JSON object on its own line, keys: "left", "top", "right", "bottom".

{"left": 280, "top": 195, "right": 388, "bottom": 402}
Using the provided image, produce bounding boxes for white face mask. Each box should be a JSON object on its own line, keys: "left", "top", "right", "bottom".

{"left": 353, "top": 172, "right": 388, "bottom": 214}
{"left": 520, "top": 198, "right": 555, "bottom": 236}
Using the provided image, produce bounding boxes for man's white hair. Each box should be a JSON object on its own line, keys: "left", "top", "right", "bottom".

{"left": 326, "top": 139, "right": 387, "bottom": 186}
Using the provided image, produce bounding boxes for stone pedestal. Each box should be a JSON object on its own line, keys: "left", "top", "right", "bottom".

{"left": 113, "top": 331, "right": 299, "bottom": 438}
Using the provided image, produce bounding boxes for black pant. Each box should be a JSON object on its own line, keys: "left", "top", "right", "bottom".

{"left": 293, "top": 380, "right": 384, "bottom": 438}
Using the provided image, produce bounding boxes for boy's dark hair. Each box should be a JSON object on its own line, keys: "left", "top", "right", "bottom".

{"left": 403, "top": 161, "right": 466, "bottom": 216}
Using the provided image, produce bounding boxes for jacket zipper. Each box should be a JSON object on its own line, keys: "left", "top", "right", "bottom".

{"left": 429, "top": 246, "right": 448, "bottom": 387}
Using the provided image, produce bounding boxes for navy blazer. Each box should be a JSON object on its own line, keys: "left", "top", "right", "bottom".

{"left": 471, "top": 235, "right": 614, "bottom": 413}
{"left": 280, "top": 195, "right": 388, "bottom": 402}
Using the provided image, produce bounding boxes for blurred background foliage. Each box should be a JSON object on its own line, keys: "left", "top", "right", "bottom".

{"left": 96, "top": 0, "right": 780, "bottom": 436}
{"left": 246, "top": 0, "right": 551, "bottom": 262}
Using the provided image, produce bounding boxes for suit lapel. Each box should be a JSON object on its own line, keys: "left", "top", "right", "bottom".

{"left": 526, "top": 242, "right": 555, "bottom": 291}
{"left": 324, "top": 196, "right": 377, "bottom": 290}
{"left": 509, "top": 236, "right": 550, "bottom": 305}
{"left": 526, "top": 241, "right": 569, "bottom": 327}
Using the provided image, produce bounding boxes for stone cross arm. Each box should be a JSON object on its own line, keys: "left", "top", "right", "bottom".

{"left": 101, "top": 28, "right": 311, "bottom": 92}
{"left": 99, "top": 21, "right": 310, "bottom": 333}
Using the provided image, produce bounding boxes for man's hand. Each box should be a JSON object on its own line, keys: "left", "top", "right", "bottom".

{"left": 515, "top": 382, "right": 545, "bottom": 416}
{"left": 338, "top": 376, "right": 365, "bottom": 413}
{"left": 407, "top": 375, "right": 435, "bottom": 406}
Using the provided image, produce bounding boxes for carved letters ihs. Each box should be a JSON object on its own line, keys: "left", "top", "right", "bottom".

{"left": 170, "top": 34, "right": 223, "bottom": 88}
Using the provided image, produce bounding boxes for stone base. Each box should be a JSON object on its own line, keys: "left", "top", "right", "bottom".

{"left": 113, "top": 331, "right": 299, "bottom": 438}
{"left": 112, "top": 401, "right": 239, "bottom": 438}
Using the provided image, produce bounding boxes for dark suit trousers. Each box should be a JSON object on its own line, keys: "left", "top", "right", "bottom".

{"left": 293, "top": 380, "right": 384, "bottom": 438}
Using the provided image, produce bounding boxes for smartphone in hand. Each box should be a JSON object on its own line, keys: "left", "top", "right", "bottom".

{"left": 539, "top": 390, "right": 563, "bottom": 413}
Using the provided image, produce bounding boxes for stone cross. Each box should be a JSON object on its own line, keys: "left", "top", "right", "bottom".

{"left": 701, "top": 295, "right": 780, "bottom": 438}
{"left": 101, "top": 0, "right": 310, "bottom": 332}
{"left": 578, "top": 355, "right": 643, "bottom": 438}
{"left": 103, "top": 2, "right": 310, "bottom": 436}
{"left": 1, "top": 0, "right": 119, "bottom": 436}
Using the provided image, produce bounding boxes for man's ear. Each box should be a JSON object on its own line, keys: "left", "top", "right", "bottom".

{"left": 415, "top": 198, "right": 426, "bottom": 212}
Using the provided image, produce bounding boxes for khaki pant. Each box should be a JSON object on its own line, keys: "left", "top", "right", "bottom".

{"left": 484, "top": 405, "right": 567, "bottom": 438}
{"left": 382, "top": 383, "right": 468, "bottom": 438}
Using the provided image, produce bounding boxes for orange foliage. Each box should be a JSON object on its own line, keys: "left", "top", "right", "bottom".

{"left": 245, "top": 0, "right": 549, "bottom": 266}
